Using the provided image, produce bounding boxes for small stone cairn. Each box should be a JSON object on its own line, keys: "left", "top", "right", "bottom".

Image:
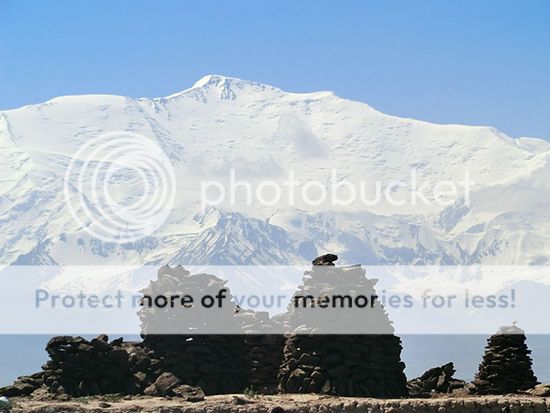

{"left": 277, "top": 255, "right": 409, "bottom": 397}
{"left": 472, "top": 324, "right": 538, "bottom": 394}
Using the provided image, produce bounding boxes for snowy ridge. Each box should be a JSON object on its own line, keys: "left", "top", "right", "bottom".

{"left": 1, "top": 75, "right": 550, "bottom": 269}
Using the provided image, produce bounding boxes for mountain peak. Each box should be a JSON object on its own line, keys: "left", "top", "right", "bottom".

{"left": 192, "top": 74, "right": 235, "bottom": 89}
{"left": 166, "top": 74, "right": 336, "bottom": 103}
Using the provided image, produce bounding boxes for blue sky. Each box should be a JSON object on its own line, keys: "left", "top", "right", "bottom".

{"left": 1, "top": 0, "right": 549, "bottom": 139}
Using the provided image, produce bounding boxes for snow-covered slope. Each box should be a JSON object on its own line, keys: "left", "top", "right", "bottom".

{"left": 1, "top": 75, "right": 549, "bottom": 266}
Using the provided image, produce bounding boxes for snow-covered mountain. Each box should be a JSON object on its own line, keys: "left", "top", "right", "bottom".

{"left": 2, "top": 74, "right": 550, "bottom": 266}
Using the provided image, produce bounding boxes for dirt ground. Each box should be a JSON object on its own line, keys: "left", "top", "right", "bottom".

{"left": 8, "top": 393, "right": 550, "bottom": 413}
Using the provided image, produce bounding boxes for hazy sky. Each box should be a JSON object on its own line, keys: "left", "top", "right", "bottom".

{"left": 1, "top": 0, "right": 549, "bottom": 139}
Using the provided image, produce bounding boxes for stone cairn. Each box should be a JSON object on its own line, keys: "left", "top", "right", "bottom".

{"left": 277, "top": 254, "right": 409, "bottom": 397}
{"left": 472, "top": 324, "right": 538, "bottom": 394}
{"left": 139, "top": 265, "right": 249, "bottom": 395}
{"left": 236, "top": 309, "right": 284, "bottom": 394}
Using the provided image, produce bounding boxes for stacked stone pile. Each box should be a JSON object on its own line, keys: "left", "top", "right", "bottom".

{"left": 41, "top": 335, "right": 136, "bottom": 396}
{"left": 277, "top": 255, "right": 408, "bottom": 397}
{"left": 472, "top": 324, "right": 538, "bottom": 394}
{"left": 139, "top": 265, "right": 248, "bottom": 395}
{"left": 237, "top": 309, "right": 284, "bottom": 393}
{"left": 278, "top": 334, "right": 408, "bottom": 397}
{"left": 407, "top": 362, "right": 467, "bottom": 397}
{"left": 0, "top": 335, "right": 149, "bottom": 397}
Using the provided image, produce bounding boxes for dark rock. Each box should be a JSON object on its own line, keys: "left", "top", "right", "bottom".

{"left": 0, "top": 381, "right": 35, "bottom": 397}
{"left": 312, "top": 254, "right": 338, "bottom": 266}
{"left": 111, "top": 337, "right": 124, "bottom": 346}
{"left": 407, "top": 362, "right": 467, "bottom": 396}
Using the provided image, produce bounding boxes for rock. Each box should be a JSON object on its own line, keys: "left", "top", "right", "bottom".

{"left": 173, "top": 384, "right": 205, "bottom": 402}
{"left": 232, "top": 395, "right": 255, "bottom": 405}
{"left": 97, "top": 334, "right": 109, "bottom": 343}
{"left": 527, "top": 384, "right": 550, "bottom": 397}
{"left": 407, "top": 362, "right": 467, "bottom": 396}
{"left": 143, "top": 384, "right": 157, "bottom": 396}
{"left": 153, "top": 372, "right": 181, "bottom": 396}
{"left": 111, "top": 337, "right": 124, "bottom": 346}
{"left": 29, "top": 386, "right": 53, "bottom": 401}
{"left": 133, "top": 372, "right": 148, "bottom": 384}
{"left": 312, "top": 254, "right": 338, "bottom": 266}
{"left": 0, "top": 381, "right": 35, "bottom": 397}
{"left": 98, "top": 401, "right": 111, "bottom": 408}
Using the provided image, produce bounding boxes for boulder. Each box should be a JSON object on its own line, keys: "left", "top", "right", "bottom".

{"left": 173, "top": 384, "right": 205, "bottom": 401}
{"left": 153, "top": 372, "right": 181, "bottom": 396}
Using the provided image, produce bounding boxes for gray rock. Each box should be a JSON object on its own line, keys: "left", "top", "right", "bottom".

{"left": 527, "top": 384, "right": 550, "bottom": 397}
{"left": 143, "top": 384, "right": 157, "bottom": 396}
{"left": 153, "top": 372, "right": 181, "bottom": 396}
{"left": 173, "top": 384, "right": 205, "bottom": 401}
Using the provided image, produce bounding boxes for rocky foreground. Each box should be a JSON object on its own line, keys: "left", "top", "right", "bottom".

{"left": 6, "top": 394, "right": 550, "bottom": 413}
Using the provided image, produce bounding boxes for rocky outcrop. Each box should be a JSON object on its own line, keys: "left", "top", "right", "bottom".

{"left": 407, "top": 362, "right": 467, "bottom": 397}
{"left": 472, "top": 325, "right": 538, "bottom": 394}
